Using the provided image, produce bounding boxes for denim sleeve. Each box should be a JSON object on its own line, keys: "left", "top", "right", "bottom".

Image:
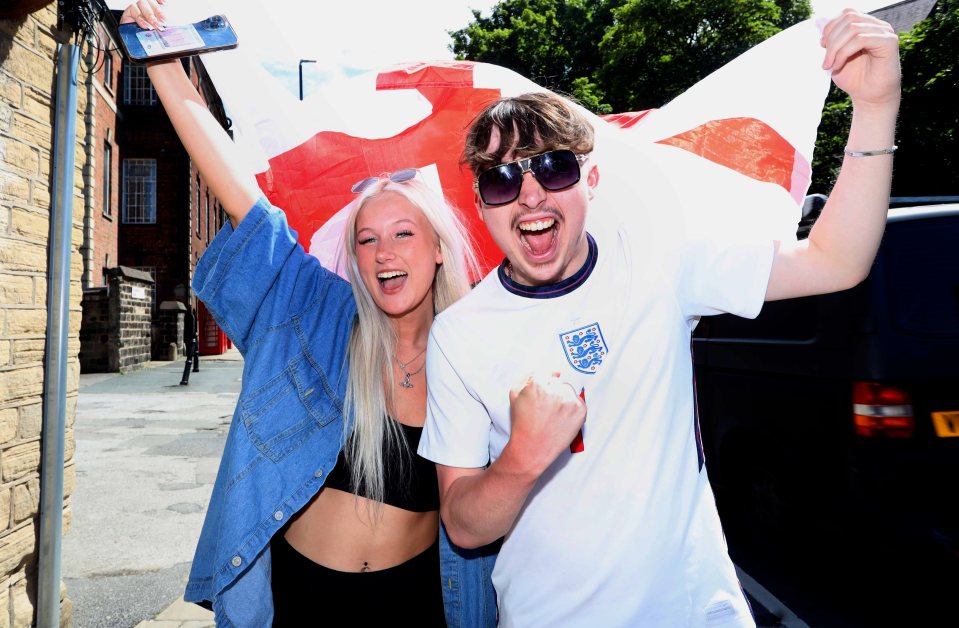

{"left": 193, "top": 197, "right": 350, "bottom": 354}
{"left": 440, "top": 521, "right": 499, "bottom": 628}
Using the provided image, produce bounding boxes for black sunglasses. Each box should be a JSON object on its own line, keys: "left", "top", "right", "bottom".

{"left": 351, "top": 168, "right": 419, "bottom": 194}
{"left": 475, "top": 149, "right": 588, "bottom": 206}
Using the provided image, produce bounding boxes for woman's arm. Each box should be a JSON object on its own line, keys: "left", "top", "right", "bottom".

{"left": 121, "top": 0, "right": 262, "bottom": 227}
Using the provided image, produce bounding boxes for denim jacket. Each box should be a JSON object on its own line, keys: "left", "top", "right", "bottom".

{"left": 184, "top": 197, "right": 497, "bottom": 627}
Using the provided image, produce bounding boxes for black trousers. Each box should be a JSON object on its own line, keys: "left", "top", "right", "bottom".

{"left": 270, "top": 533, "right": 446, "bottom": 627}
{"left": 180, "top": 338, "right": 199, "bottom": 384}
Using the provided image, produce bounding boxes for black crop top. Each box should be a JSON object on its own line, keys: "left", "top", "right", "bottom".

{"left": 324, "top": 420, "right": 440, "bottom": 513}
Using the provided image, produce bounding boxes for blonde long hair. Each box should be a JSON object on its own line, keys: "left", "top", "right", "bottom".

{"left": 341, "top": 176, "right": 479, "bottom": 506}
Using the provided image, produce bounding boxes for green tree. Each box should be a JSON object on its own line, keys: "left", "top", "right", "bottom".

{"left": 449, "top": 0, "right": 618, "bottom": 112}
{"left": 812, "top": 1, "right": 958, "bottom": 196}
{"left": 598, "top": 0, "right": 810, "bottom": 111}
{"left": 893, "top": 0, "right": 958, "bottom": 195}
{"left": 451, "top": 0, "right": 809, "bottom": 114}
{"left": 809, "top": 89, "right": 851, "bottom": 194}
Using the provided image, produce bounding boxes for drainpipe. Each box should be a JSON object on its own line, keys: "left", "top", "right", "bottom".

{"left": 80, "top": 35, "right": 96, "bottom": 289}
{"left": 38, "top": 38, "right": 80, "bottom": 628}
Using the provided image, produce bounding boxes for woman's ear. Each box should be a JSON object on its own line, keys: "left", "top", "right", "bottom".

{"left": 435, "top": 244, "right": 444, "bottom": 265}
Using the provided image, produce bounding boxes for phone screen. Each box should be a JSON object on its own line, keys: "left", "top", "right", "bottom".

{"left": 135, "top": 24, "right": 206, "bottom": 58}
{"left": 113, "top": 14, "right": 238, "bottom": 63}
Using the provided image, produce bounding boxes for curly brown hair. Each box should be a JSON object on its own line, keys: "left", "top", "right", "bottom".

{"left": 463, "top": 92, "right": 595, "bottom": 176}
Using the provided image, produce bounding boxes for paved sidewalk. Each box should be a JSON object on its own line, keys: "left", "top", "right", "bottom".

{"left": 66, "top": 347, "right": 243, "bottom": 628}
{"left": 138, "top": 349, "right": 238, "bottom": 627}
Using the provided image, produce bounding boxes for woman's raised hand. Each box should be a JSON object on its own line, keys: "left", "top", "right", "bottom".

{"left": 119, "top": 0, "right": 166, "bottom": 30}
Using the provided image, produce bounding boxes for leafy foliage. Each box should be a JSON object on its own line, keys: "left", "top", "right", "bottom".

{"left": 809, "top": 87, "right": 852, "bottom": 194}
{"left": 893, "top": 0, "right": 958, "bottom": 195}
{"left": 450, "top": 0, "right": 616, "bottom": 110}
{"left": 598, "top": 0, "right": 808, "bottom": 111}
{"left": 812, "top": 1, "right": 958, "bottom": 195}
{"left": 451, "top": 0, "right": 809, "bottom": 113}
{"left": 452, "top": 0, "right": 955, "bottom": 195}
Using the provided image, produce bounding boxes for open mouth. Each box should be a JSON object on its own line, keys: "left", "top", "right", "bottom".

{"left": 377, "top": 270, "right": 408, "bottom": 292}
{"left": 518, "top": 217, "right": 557, "bottom": 258}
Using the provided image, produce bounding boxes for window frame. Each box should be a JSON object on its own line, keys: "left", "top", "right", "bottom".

{"left": 102, "top": 141, "right": 113, "bottom": 218}
{"left": 121, "top": 158, "right": 157, "bottom": 225}
{"left": 123, "top": 64, "right": 157, "bottom": 106}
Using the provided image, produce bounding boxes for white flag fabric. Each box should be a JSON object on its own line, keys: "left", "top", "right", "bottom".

{"left": 107, "top": 0, "right": 900, "bottom": 277}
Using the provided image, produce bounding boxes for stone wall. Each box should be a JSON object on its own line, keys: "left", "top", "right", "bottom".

{"left": 104, "top": 266, "right": 153, "bottom": 372}
{"left": 0, "top": 4, "right": 79, "bottom": 626}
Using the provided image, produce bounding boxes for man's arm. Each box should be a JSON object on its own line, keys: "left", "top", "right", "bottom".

{"left": 766, "top": 9, "right": 901, "bottom": 301}
{"left": 436, "top": 374, "right": 586, "bottom": 549}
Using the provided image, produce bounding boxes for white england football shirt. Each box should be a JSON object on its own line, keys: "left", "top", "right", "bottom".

{"left": 420, "top": 190, "right": 773, "bottom": 627}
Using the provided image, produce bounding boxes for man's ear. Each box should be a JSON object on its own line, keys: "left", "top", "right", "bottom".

{"left": 474, "top": 190, "right": 487, "bottom": 224}
{"left": 586, "top": 164, "right": 600, "bottom": 200}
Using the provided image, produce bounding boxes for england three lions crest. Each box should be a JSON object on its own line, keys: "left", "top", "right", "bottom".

{"left": 560, "top": 323, "right": 608, "bottom": 374}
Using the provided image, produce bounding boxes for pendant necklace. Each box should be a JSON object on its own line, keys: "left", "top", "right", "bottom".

{"left": 393, "top": 346, "right": 426, "bottom": 389}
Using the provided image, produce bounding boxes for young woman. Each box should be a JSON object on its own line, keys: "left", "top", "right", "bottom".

{"left": 118, "top": 2, "right": 497, "bottom": 626}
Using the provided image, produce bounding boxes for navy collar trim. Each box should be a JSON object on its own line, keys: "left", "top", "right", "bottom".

{"left": 498, "top": 233, "right": 598, "bottom": 299}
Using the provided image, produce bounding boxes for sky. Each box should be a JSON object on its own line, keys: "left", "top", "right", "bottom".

{"left": 256, "top": 0, "right": 500, "bottom": 95}
{"left": 106, "top": 0, "right": 500, "bottom": 97}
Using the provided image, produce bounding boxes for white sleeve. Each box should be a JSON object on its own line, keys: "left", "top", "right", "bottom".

{"left": 418, "top": 316, "right": 492, "bottom": 469}
{"left": 675, "top": 235, "right": 774, "bottom": 319}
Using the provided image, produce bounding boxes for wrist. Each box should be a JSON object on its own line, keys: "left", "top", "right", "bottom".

{"left": 497, "top": 439, "right": 548, "bottom": 485}
{"left": 850, "top": 93, "right": 901, "bottom": 120}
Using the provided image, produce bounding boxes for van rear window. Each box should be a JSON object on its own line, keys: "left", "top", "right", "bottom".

{"left": 881, "top": 215, "right": 959, "bottom": 336}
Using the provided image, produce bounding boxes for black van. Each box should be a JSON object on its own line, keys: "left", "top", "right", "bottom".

{"left": 692, "top": 200, "right": 959, "bottom": 556}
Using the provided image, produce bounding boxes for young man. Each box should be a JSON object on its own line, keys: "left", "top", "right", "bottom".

{"left": 418, "top": 9, "right": 900, "bottom": 627}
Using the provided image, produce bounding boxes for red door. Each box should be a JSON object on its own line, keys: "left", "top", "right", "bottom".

{"left": 197, "top": 300, "right": 228, "bottom": 355}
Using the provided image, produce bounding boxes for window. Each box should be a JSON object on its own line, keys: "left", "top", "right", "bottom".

{"left": 133, "top": 266, "right": 155, "bottom": 279}
{"left": 883, "top": 216, "right": 959, "bottom": 335}
{"left": 195, "top": 176, "right": 201, "bottom": 236}
{"left": 122, "top": 159, "right": 156, "bottom": 224}
{"left": 103, "top": 50, "right": 113, "bottom": 92}
{"left": 205, "top": 192, "right": 211, "bottom": 243}
{"left": 102, "top": 141, "right": 112, "bottom": 218}
{"left": 123, "top": 64, "right": 156, "bottom": 105}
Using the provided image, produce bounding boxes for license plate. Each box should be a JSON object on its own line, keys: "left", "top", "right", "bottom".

{"left": 931, "top": 411, "right": 959, "bottom": 437}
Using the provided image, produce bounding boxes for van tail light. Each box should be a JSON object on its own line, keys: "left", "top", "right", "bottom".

{"left": 853, "top": 382, "right": 914, "bottom": 438}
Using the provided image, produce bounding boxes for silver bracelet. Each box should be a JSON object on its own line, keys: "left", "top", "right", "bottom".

{"left": 844, "top": 145, "right": 898, "bottom": 157}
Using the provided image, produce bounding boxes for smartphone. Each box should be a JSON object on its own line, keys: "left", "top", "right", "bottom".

{"left": 115, "top": 14, "right": 238, "bottom": 63}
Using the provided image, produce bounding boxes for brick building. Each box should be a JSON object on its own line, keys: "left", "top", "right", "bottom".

{"left": 79, "top": 20, "right": 120, "bottom": 291}
{"left": 114, "top": 56, "right": 228, "bottom": 352}
{"left": 78, "top": 20, "right": 230, "bottom": 372}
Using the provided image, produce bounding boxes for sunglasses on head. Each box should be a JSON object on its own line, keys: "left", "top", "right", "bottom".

{"left": 351, "top": 168, "right": 419, "bottom": 194}
{"left": 475, "top": 149, "right": 589, "bottom": 207}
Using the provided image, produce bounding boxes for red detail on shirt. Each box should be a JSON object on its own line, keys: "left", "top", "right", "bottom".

{"left": 570, "top": 387, "right": 586, "bottom": 453}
